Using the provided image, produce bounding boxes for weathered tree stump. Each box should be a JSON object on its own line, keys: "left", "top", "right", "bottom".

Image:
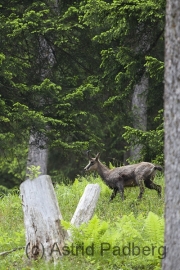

{"left": 20, "top": 177, "right": 101, "bottom": 260}
{"left": 20, "top": 175, "right": 67, "bottom": 261}
{"left": 67, "top": 183, "right": 101, "bottom": 238}
{"left": 71, "top": 183, "right": 101, "bottom": 226}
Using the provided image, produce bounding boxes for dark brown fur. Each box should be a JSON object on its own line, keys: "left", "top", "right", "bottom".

{"left": 84, "top": 153, "right": 162, "bottom": 201}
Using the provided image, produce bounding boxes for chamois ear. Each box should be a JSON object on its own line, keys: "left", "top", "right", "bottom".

{"left": 86, "top": 150, "right": 92, "bottom": 160}
{"left": 95, "top": 153, "right": 100, "bottom": 160}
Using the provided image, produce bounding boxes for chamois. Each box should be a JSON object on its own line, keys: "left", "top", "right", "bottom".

{"left": 84, "top": 153, "right": 162, "bottom": 201}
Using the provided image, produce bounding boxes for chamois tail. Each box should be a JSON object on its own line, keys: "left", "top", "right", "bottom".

{"left": 154, "top": 166, "right": 162, "bottom": 172}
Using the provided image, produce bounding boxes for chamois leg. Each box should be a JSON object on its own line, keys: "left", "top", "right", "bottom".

{"left": 109, "top": 188, "right": 118, "bottom": 201}
{"left": 117, "top": 181, "right": 124, "bottom": 201}
{"left": 137, "top": 179, "right": 145, "bottom": 199}
{"left": 144, "top": 179, "right": 162, "bottom": 197}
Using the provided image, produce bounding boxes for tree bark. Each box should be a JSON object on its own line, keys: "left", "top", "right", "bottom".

{"left": 70, "top": 184, "right": 101, "bottom": 227}
{"left": 20, "top": 175, "right": 67, "bottom": 261}
{"left": 26, "top": 134, "right": 48, "bottom": 176}
{"left": 67, "top": 184, "right": 101, "bottom": 238}
{"left": 163, "top": 1, "right": 180, "bottom": 269}
{"left": 130, "top": 73, "right": 148, "bottom": 160}
{"left": 26, "top": 26, "right": 56, "bottom": 177}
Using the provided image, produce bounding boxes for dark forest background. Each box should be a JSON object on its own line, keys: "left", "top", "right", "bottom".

{"left": 0, "top": 0, "right": 165, "bottom": 188}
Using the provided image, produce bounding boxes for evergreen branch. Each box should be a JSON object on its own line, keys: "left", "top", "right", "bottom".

{"left": 147, "top": 28, "right": 164, "bottom": 54}
{"left": 57, "top": 47, "right": 95, "bottom": 75}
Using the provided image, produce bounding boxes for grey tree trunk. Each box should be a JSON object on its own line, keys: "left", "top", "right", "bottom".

{"left": 163, "top": 1, "right": 180, "bottom": 269}
{"left": 130, "top": 73, "right": 148, "bottom": 160}
{"left": 26, "top": 21, "right": 56, "bottom": 177}
{"left": 26, "top": 134, "right": 48, "bottom": 176}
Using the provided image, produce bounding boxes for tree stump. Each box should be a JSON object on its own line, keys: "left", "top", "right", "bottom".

{"left": 67, "top": 183, "right": 101, "bottom": 238}
{"left": 20, "top": 175, "right": 67, "bottom": 261}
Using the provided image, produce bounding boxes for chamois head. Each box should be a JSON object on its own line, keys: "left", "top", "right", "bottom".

{"left": 84, "top": 152, "right": 100, "bottom": 171}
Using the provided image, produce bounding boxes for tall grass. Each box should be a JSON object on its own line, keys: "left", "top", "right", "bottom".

{"left": 0, "top": 174, "right": 164, "bottom": 269}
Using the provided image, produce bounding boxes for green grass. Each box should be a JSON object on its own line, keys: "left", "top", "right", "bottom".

{"left": 57, "top": 174, "right": 164, "bottom": 221}
{"left": 0, "top": 173, "right": 165, "bottom": 269}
